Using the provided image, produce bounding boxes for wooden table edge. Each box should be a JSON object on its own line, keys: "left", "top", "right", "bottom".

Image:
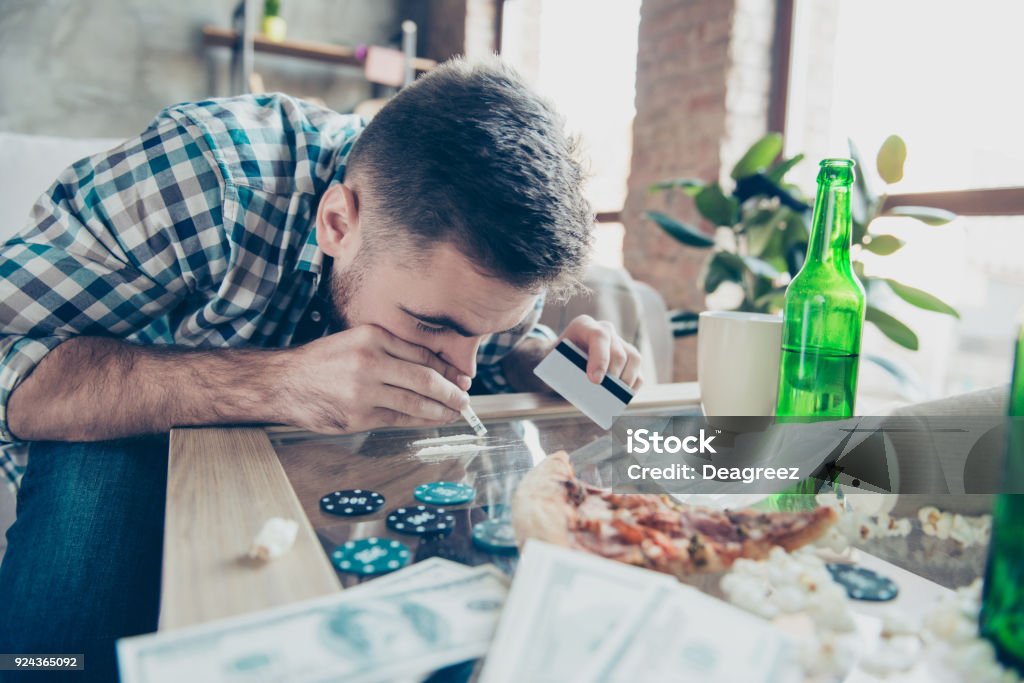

{"left": 160, "top": 427, "right": 340, "bottom": 631}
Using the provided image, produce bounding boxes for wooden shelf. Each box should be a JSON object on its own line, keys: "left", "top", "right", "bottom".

{"left": 201, "top": 25, "right": 437, "bottom": 73}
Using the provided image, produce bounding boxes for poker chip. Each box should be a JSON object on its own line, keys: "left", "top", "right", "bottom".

{"left": 471, "top": 519, "right": 519, "bottom": 555}
{"left": 386, "top": 505, "right": 456, "bottom": 536}
{"left": 320, "top": 489, "right": 385, "bottom": 517}
{"left": 331, "top": 537, "right": 410, "bottom": 575}
{"left": 826, "top": 563, "right": 899, "bottom": 601}
{"left": 414, "top": 481, "right": 476, "bottom": 506}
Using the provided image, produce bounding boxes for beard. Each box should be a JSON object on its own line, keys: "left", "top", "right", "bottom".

{"left": 326, "top": 258, "right": 364, "bottom": 334}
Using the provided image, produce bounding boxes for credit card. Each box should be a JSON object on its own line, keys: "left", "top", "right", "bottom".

{"left": 533, "top": 339, "right": 635, "bottom": 430}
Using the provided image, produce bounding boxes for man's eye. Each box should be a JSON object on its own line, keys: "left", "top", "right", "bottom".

{"left": 416, "top": 322, "right": 446, "bottom": 335}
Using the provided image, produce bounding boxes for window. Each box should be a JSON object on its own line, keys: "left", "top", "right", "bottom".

{"left": 786, "top": 0, "right": 1024, "bottom": 400}
{"left": 501, "top": 0, "right": 641, "bottom": 268}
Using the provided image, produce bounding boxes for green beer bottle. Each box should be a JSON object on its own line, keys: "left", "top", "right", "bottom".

{"left": 979, "top": 320, "right": 1024, "bottom": 672}
{"left": 776, "top": 158, "right": 865, "bottom": 418}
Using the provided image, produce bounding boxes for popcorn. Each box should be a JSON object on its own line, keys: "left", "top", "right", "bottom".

{"left": 919, "top": 505, "right": 942, "bottom": 528}
{"left": 919, "top": 507, "right": 991, "bottom": 548}
{"left": 861, "top": 633, "right": 922, "bottom": 676}
{"left": 921, "top": 578, "right": 1022, "bottom": 683}
{"left": 248, "top": 517, "right": 300, "bottom": 561}
{"left": 881, "top": 610, "right": 921, "bottom": 637}
{"left": 720, "top": 504, "right": 1013, "bottom": 681}
{"left": 799, "top": 632, "right": 859, "bottom": 679}
{"left": 721, "top": 541, "right": 858, "bottom": 640}
{"left": 805, "top": 598, "right": 857, "bottom": 633}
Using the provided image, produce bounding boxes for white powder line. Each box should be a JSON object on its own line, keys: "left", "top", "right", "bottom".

{"left": 413, "top": 444, "right": 505, "bottom": 457}
{"left": 410, "top": 433, "right": 483, "bottom": 446}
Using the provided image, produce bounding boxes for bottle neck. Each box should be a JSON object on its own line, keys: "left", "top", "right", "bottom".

{"left": 805, "top": 179, "right": 853, "bottom": 269}
{"left": 1011, "top": 325, "right": 1024, "bottom": 418}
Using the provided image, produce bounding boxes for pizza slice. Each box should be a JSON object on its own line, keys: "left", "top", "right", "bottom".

{"left": 512, "top": 450, "right": 837, "bottom": 575}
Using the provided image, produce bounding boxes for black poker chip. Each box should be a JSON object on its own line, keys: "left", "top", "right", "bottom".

{"left": 386, "top": 505, "right": 456, "bottom": 536}
{"left": 320, "top": 489, "right": 385, "bottom": 517}
{"left": 826, "top": 563, "right": 899, "bottom": 601}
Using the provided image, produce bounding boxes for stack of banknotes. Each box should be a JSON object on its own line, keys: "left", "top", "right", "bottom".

{"left": 119, "top": 542, "right": 795, "bottom": 682}
{"left": 481, "top": 541, "right": 797, "bottom": 682}
{"left": 118, "top": 558, "right": 508, "bottom": 683}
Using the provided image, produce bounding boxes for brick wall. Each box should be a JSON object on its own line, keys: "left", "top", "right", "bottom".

{"left": 405, "top": 0, "right": 499, "bottom": 62}
{"left": 623, "top": 0, "right": 776, "bottom": 381}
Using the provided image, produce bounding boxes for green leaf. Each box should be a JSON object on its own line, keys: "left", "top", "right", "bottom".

{"left": 766, "top": 154, "right": 805, "bottom": 184}
{"left": 648, "top": 177, "right": 705, "bottom": 196}
{"left": 741, "top": 255, "right": 781, "bottom": 279}
{"left": 866, "top": 306, "right": 919, "bottom": 350}
{"left": 861, "top": 234, "right": 905, "bottom": 255}
{"left": 781, "top": 209, "right": 809, "bottom": 244}
{"left": 703, "top": 251, "right": 744, "bottom": 293}
{"left": 876, "top": 134, "right": 907, "bottom": 184}
{"left": 884, "top": 279, "right": 960, "bottom": 318}
{"left": 644, "top": 211, "right": 715, "bottom": 248}
{"left": 740, "top": 206, "right": 783, "bottom": 257}
{"left": 731, "top": 133, "right": 784, "bottom": 180}
{"left": 733, "top": 173, "right": 810, "bottom": 211}
{"left": 695, "top": 184, "right": 739, "bottom": 226}
{"left": 745, "top": 221, "right": 778, "bottom": 258}
{"left": 754, "top": 290, "right": 786, "bottom": 312}
{"left": 852, "top": 219, "right": 867, "bottom": 246}
{"left": 884, "top": 206, "right": 956, "bottom": 226}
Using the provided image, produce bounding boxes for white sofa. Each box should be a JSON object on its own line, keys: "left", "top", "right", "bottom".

{"left": 0, "top": 131, "right": 673, "bottom": 563}
{"left": 0, "top": 133, "right": 126, "bottom": 564}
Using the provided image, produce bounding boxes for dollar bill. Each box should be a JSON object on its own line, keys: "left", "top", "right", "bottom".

{"left": 479, "top": 540, "right": 676, "bottom": 682}
{"left": 581, "top": 585, "right": 796, "bottom": 682}
{"left": 117, "top": 560, "right": 507, "bottom": 683}
{"left": 479, "top": 540, "right": 794, "bottom": 683}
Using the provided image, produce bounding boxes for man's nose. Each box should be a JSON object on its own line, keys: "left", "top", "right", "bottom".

{"left": 438, "top": 337, "right": 481, "bottom": 379}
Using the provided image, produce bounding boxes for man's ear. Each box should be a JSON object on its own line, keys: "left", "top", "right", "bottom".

{"left": 316, "top": 183, "right": 360, "bottom": 263}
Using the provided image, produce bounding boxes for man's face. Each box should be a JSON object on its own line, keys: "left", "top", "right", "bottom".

{"left": 329, "top": 242, "right": 540, "bottom": 379}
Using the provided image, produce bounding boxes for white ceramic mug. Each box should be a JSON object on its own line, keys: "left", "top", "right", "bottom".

{"left": 697, "top": 311, "right": 783, "bottom": 416}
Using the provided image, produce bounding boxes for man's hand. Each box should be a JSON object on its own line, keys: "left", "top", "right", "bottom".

{"left": 559, "top": 315, "right": 644, "bottom": 388}
{"left": 501, "top": 315, "right": 644, "bottom": 393}
{"left": 284, "top": 325, "right": 472, "bottom": 434}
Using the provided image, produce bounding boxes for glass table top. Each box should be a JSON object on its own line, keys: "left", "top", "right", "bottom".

{"left": 268, "top": 410, "right": 987, "bottom": 591}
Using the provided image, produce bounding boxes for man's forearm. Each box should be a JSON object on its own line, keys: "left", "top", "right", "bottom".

{"left": 7, "top": 337, "right": 295, "bottom": 442}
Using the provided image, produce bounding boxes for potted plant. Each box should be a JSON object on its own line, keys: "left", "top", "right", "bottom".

{"left": 263, "top": 0, "right": 287, "bottom": 43}
{"left": 646, "top": 133, "right": 959, "bottom": 352}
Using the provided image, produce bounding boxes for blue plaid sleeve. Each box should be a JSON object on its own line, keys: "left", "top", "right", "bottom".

{"left": 473, "top": 294, "right": 556, "bottom": 394}
{"left": 0, "top": 115, "right": 226, "bottom": 442}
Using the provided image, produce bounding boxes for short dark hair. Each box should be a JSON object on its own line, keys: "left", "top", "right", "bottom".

{"left": 345, "top": 57, "right": 593, "bottom": 294}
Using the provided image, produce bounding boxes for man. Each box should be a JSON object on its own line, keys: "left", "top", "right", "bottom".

{"left": 0, "top": 57, "right": 642, "bottom": 679}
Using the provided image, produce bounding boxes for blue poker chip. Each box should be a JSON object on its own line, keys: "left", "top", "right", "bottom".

{"left": 331, "top": 537, "right": 410, "bottom": 575}
{"left": 414, "top": 481, "right": 476, "bottom": 506}
{"left": 471, "top": 519, "right": 519, "bottom": 555}
{"left": 386, "top": 505, "right": 456, "bottom": 536}
{"left": 826, "top": 563, "right": 899, "bottom": 601}
{"left": 320, "top": 489, "right": 386, "bottom": 516}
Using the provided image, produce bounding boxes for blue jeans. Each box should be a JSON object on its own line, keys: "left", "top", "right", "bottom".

{"left": 0, "top": 436, "right": 168, "bottom": 682}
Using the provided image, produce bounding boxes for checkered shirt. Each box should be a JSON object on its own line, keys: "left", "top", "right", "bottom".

{"left": 0, "top": 93, "right": 553, "bottom": 488}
